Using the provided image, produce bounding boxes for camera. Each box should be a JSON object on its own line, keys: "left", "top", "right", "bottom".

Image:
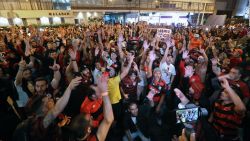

{"left": 175, "top": 104, "right": 208, "bottom": 124}
{"left": 175, "top": 104, "right": 208, "bottom": 140}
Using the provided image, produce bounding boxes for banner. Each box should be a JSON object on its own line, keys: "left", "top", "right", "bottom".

{"left": 156, "top": 28, "right": 172, "bottom": 39}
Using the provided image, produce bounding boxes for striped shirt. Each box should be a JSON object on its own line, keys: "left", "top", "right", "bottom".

{"left": 212, "top": 100, "right": 243, "bottom": 138}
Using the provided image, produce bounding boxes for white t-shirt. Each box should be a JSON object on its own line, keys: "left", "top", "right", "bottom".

{"left": 159, "top": 62, "right": 176, "bottom": 84}
{"left": 131, "top": 117, "right": 137, "bottom": 125}
{"left": 14, "top": 81, "right": 29, "bottom": 108}
{"left": 138, "top": 70, "right": 147, "bottom": 87}
{"left": 92, "top": 68, "right": 102, "bottom": 84}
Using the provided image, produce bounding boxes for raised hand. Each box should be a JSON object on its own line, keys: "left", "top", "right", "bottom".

{"left": 149, "top": 51, "right": 156, "bottom": 62}
{"left": 184, "top": 65, "right": 194, "bottom": 77}
{"left": 118, "top": 33, "right": 124, "bottom": 43}
{"left": 182, "top": 50, "right": 189, "bottom": 59}
{"left": 97, "top": 74, "right": 108, "bottom": 94}
{"left": 219, "top": 77, "right": 230, "bottom": 89}
{"left": 68, "top": 49, "right": 76, "bottom": 60}
{"left": 174, "top": 88, "right": 189, "bottom": 106}
{"left": 133, "top": 62, "right": 139, "bottom": 71}
{"left": 49, "top": 63, "right": 60, "bottom": 71}
{"left": 94, "top": 47, "right": 100, "bottom": 56}
{"left": 68, "top": 77, "right": 82, "bottom": 90}
{"left": 18, "top": 57, "right": 26, "bottom": 70}
{"left": 128, "top": 54, "right": 135, "bottom": 64}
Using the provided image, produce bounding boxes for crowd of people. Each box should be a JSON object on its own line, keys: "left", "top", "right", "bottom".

{"left": 0, "top": 22, "right": 250, "bottom": 141}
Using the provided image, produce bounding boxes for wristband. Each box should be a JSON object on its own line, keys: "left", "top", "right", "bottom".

{"left": 101, "top": 92, "right": 108, "bottom": 96}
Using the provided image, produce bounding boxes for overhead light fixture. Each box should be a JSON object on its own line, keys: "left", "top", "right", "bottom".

{"left": 87, "top": 12, "right": 91, "bottom": 17}
{"left": 77, "top": 12, "right": 84, "bottom": 19}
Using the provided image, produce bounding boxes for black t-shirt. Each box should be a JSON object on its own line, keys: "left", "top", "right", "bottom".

{"left": 62, "top": 85, "right": 88, "bottom": 118}
{"left": 123, "top": 113, "right": 138, "bottom": 133}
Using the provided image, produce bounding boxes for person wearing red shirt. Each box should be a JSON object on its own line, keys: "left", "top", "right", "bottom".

{"left": 230, "top": 49, "right": 243, "bottom": 68}
{"left": 189, "top": 34, "right": 202, "bottom": 50}
{"left": 218, "top": 67, "right": 250, "bottom": 101}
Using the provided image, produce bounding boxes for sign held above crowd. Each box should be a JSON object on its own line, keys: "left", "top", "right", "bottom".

{"left": 156, "top": 28, "right": 172, "bottom": 39}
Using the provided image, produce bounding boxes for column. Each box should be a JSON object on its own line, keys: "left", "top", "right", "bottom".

{"left": 200, "top": 3, "right": 207, "bottom": 25}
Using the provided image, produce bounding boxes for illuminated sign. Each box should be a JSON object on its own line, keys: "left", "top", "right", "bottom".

{"left": 49, "top": 12, "right": 70, "bottom": 16}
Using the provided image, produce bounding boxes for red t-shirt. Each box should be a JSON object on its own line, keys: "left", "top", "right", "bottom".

{"left": 230, "top": 57, "right": 242, "bottom": 68}
{"left": 189, "top": 39, "right": 202, "bottom": 50}
{"left": 121, "top": 76, "right": 138, "bottom": 99}
{"left": 228, "top": 79, "right": 250, "bottom": 98}
{"left": 87, "top": 134, "right": 99, "bottom": 141}
{"left": 148, "top": 78, "right": 167, "bottom": 103}
{"left": 189, "top": 75, "right": 204, "bottom": 100}
{"left": 80, "top": 97, "right": 103, "bottom": 128}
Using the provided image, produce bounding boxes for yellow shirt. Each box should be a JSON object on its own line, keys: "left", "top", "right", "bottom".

{"left": 108, "top": 75, "right": 121, "bottom": 104}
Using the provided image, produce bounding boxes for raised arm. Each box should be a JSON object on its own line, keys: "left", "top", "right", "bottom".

{"left": 15, "top": 58, "right": 26, "bottom": 86}
{"left": 117, "top": 32, "right": 125, "bottom": 61}
{"left": 220, "top": 78, "right": 246, "bottom": 115}
{"left": 24, "top": 37, "right": 31, "bottom": 57}
{"left": 96, "top": 75, "right": 114, "bottom": 141}
{"left": 49, "top": 63, "right": 61, "bottom": 90}
{"left": 146, "top": 51, "right": 156, "bottom": 78}
{"left": 174, "top": 88, "right": 190, "bottom": 106}
{"left": 210, "top": 58, "right": 221, "bottom": 76}
{"left": 43, "top": 77, "right": 82, "bottom": 128}
{"left": 200, "top": 48, "right": 208, "bottom": 64}
{"left": 120, "top": 54, "right": 134, "bottom": 80}
{"left": 160, "top": 46, "right": 170, "bottom": 63}
{"left": 68, "top": 49, "right": 79, "bottom": 72}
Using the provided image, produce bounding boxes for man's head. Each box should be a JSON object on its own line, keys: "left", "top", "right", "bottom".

{"left": 69, "top": 113, "right": 92, "bottom": 140}
{"left": 166, "top": 55, "right": 173, "bottom": 64}
{"left": 80, "top": 65, "right": 91, "bottom": 77}
{"left": 95, "top": 62, "right": 101, "bottom": 70}
{"left": 49, "top": 50, "right": 58, "bottom": 60}
{"left": 228, "top": 67, "right": 243, "bottom": 81}
{"left": 197, "top": 55, "right": 205, "bottom": 64}
{"left": 31, "top": 40, "right": 37, "bottom": 48}
{"left": 66, "top": 39, "right": 72, "bottom": 46}
{"left": 111, "top": 52, "right": 117, "bottom": 61}
{"left": 22, "top": 68, "right": 32, "bottom": 80}
{"left": 108, "top": 67, "right": 116, "bottom": 78}
{"left": 35, "top": 77, "right": 48, "bottom": 95}
{"left": 128, "top": 71, "right": 137, "bottom": 82}
{"left": 153, "top": 67, "right": 161, "bottom": 81}
{"left": 128, "top": 102, "right": 138, "bottom": 117}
